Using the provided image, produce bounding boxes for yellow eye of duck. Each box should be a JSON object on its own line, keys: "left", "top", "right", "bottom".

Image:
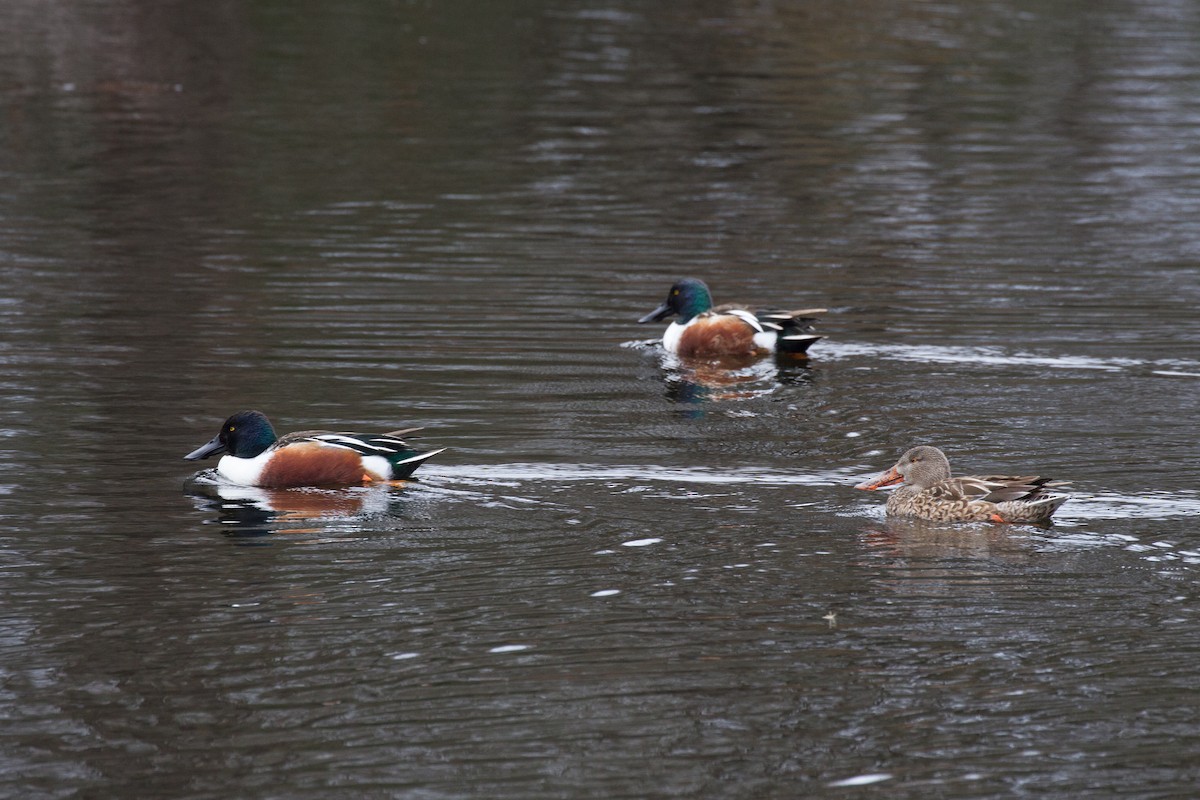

{"left": 229, "top": 426, "right": 236, "bottom": 432}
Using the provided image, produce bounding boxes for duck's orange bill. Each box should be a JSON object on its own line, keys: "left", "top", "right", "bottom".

{"left": 854, "top": 466, "right": 903, "bottom": 491}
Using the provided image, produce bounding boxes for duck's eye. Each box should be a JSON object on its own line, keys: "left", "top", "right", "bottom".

{"left": 672, "top": 289, "right": 679, "bottom": 295}
{"left": 228, "top": 426, "right": 236, "bottom": 432}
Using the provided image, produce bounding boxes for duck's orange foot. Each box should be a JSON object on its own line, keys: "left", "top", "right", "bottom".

{"left": 360, "top": 474, "right": 400, "bottom": 484}
{"left": 989, "top": 513, "right": 1007, "bottom": 523}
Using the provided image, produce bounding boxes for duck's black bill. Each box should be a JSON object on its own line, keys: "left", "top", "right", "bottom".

{"left": 638, "top": 302, "right": 673, "bottom": 324}
{"left": 185, "top": 436, "right": 227, "bottom": 461}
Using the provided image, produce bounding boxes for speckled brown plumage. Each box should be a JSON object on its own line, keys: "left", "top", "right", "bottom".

{"left": 855, "top": 445, "right": 1069, "bottom": 523}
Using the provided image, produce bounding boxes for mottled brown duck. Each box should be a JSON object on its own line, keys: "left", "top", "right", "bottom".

{"left": 855, "top": 445, "right": 1069, "bottom": 523}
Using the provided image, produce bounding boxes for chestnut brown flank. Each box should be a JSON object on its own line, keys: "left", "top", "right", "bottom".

{"left": 678, "top": 316, "right": 763, "bottom": 358}
{"left": 258, "top": 443, "right": 366, "bottom": 488}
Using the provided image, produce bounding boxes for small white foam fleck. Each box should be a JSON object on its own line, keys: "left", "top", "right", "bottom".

{"left": 622, "top": 537, "right": 662, "bottom": 547}
{"left": 489, "top": 644, "right": 530, "bottom": 654}
{"left": 591, "top": 589, "right": 621, "bottom": 597}
{"left": 828, "top": 773, "right": 892, "bottom": 788}
{"left": 389, "top": 652, "right": 419, "bottom": 660}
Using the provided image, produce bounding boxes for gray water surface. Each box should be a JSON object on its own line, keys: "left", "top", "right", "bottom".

{"left": 3, "top": 1, "right": 1200, "bottom": 797}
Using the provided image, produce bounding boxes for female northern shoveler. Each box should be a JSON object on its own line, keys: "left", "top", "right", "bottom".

{"left": 638, "top": 278, "right": 825, "bottom": 359}
{"left": 855, "top": 445, "right": 1069, "bottom": 523}
{"left": 184, "top": 410, "right": 445, "bottom": 488}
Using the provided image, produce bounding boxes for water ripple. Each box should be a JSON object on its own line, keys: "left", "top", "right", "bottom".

{"left": 821, "top": 340, "right": 1200, "bottom": 374}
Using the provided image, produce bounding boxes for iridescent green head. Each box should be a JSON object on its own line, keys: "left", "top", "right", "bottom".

{"left": 638, "top": 278, "right": 715, "bottom": 325}
{"left": 184, "top": 410, "right": 279, "bottom": 460}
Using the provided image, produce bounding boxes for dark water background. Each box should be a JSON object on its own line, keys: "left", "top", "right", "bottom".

{"left": 3, "top": 1, "right": 1200, "bottom": 797}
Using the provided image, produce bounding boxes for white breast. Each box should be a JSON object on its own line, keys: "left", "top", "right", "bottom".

{"left": 217, "top": 451, "right": 273, "bottom": 486}
{"left": 662, "top": 320, "right": 690, "bottom": 353}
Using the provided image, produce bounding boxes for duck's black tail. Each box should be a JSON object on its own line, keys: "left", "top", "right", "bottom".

{"left": 756, "top": 308, "right": 826, "bottom": 354}
{"left": 388, "top": 447, "right": 447, "bottom": 479}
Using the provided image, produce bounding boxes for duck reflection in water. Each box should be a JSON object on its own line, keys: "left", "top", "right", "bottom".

{"left": 660, "top": 351, "right": 817, "bottom": 406}
{"left": 183, "top": 473, "right": 420, "bottom": 540}
{"left": 857, "top": 516, "right": 1040, "bottom": 597}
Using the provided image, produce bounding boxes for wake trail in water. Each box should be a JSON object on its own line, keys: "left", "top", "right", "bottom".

{"left": 426, "top": 465, "right": 1198, "bottom": 521}
{"left": 429, "top": 463, "right": 855, "bottom": 487}
{"left": 820, "top": 341, "right": 1200, "bottom": 375}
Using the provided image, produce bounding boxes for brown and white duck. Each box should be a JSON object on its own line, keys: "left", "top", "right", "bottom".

{"left": 855, "top": 445, "right": 1069, "bottom": 523}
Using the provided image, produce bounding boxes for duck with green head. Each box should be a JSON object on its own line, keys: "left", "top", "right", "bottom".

{"left": 638, "top": 278, "right": 825, "bottom": 359}
{"left": 185, "top": 410, "right": 445, "bottom": 489}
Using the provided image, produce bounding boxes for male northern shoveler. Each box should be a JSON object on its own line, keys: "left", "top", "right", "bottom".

{"left": 184, "top": 410, "right": 445, "bottom": 489}
{"left": 638, "top": 278, "right": 825, "bottom": 359}
{"left": 855, "top": 445, "right": 1069, "bottom": 523}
